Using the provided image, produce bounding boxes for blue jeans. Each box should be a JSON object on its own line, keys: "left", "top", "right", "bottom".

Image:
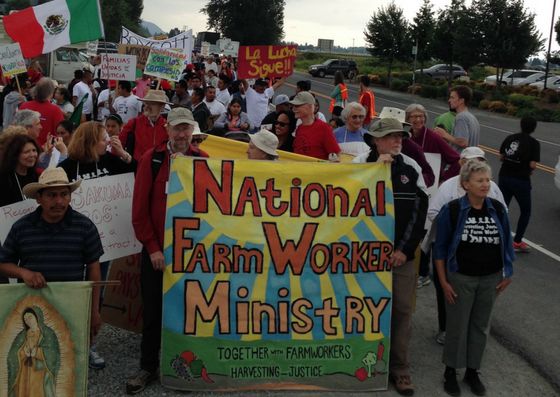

{"left": 498, "top": 175, "right": 531, "bottom": 243}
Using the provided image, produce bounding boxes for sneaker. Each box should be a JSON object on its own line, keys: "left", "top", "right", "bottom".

{"left": 436, "top": 331, "right": 446, "bottom": 345}
{"left": 513, "top": 241, "right": 530, "bottom": 253}
{"left": 390, "top": 373, "right": 415, "bottom": 396}
{"left": 89, "top": 345, "right": 105, "bottom": 370}
{"left": 464, "top": 370, "right": 486, "bottom": 396}
{"left": 126, "top": 369, "right": 158, "bottom": 395}
{"left": 417, "top": 275, "right": 431, "bottom": 289}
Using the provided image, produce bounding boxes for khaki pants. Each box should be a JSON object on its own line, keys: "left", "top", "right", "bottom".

{"left": 390, "top": 259, "right": 416, "bottom": 376}
{"left": 443, "top": 271, "right": 501, "bottom": 369}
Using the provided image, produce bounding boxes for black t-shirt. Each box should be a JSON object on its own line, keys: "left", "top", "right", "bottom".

{"left": 456, "top": 204, "right": 502, "bottom": 276}
{"left": 499, "top": 132, "right": 540, "bottom": 179}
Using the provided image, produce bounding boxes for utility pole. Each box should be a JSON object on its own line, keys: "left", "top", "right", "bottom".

{"left": 352, "top": 38, "right": 355, "bottom": 56}
{"left": 545, "top": 0, "right": 557, "bottom": 90}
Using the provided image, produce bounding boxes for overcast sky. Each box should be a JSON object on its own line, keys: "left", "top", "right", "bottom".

{"left": 142, "top": 0, "right": 559, "bottom": 53}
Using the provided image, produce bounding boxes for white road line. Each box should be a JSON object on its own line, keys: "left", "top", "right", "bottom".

{"left": 519, "top": 237, "right": 560, "bottom": 263}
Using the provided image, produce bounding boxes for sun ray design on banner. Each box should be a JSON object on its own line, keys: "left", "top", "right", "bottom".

{"left": 161, "top": 157, "right": 395, "bottom": 392}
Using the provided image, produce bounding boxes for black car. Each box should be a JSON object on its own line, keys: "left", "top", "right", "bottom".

{"left": 308, "top": 59, "right": 358, "bottom": 79}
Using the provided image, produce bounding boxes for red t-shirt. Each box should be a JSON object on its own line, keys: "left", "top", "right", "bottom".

{"left": 19, "top": 100, "right": 65, "bottom": 146}
{"left": 293, "top": 119, "right": 341, "bottom": 160}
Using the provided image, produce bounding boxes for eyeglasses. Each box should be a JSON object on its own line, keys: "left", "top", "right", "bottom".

{"left": 351, "top": 114, "right": 365, "bottom": 120}
{"left": 275, "top": 121, "right": 289, "bottom": 127}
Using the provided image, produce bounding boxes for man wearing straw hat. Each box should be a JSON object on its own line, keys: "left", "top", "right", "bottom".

{"left": 0, "top": 167, "right": 104, "bottom": 338}
{"left": 119, "top": 89, "right": 171, "bottom": 162}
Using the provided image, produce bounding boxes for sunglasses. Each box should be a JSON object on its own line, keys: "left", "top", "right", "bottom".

{"left": 275, "top": 121, "right": 289, "bottom": 127}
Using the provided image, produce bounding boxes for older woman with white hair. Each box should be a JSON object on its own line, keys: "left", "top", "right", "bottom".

{"left": 333, "top": 101, "right": 370, "bottom": 156}
{"left": 433, "top": 159, "right": 513, "bottom": 397}
{"left": 405, "top": 103, "right": 460, "bottom": 183}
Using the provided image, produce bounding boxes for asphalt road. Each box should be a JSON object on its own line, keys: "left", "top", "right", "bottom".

{"left": 278, "top": 71, "right": 560, "bottom": 391}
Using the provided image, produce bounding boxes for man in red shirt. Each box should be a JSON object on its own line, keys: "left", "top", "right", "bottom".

{"left": 119, "top": 90, "right": 170, "bottom": 162}
{"left": 126, "top": 107, "right": 208, "bottom": 394}
{"left": 291, "top": 91, "right": 341, "bottom": 160}
{"left": 19, "top": 77, "right": 64, "bottom": 146}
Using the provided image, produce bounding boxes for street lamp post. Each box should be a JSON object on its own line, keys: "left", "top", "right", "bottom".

{"left": 545, "top": 0, "right": 557, "bottom": 90}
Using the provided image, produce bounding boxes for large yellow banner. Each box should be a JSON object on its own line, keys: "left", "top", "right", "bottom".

{"left": 161, "top": 157, "right": 394, "bottom": 391}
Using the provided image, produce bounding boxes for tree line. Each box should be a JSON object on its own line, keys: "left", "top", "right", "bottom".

{"left": 364, "top": 0, "right": 546, "bottom": 83}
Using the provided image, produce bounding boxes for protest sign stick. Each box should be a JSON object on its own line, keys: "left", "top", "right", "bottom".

{"left": 14, "top": 76, "right": 22, "bottom": 95}
{"left": 155, "top": 79, "right": 161, "bottom": 90}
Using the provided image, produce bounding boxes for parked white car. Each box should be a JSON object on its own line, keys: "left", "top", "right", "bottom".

{"left": 529, "top": 76, "right": 560, "bottom": 91}
{"left": 485, "top": 70, "right": 544, "bottom": 86}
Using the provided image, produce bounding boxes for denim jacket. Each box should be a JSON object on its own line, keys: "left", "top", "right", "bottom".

{"left": 433, "top": 195, "right": 514, "bottom": 278}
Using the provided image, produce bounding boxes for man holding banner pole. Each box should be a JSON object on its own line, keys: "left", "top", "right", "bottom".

{"left": 127, "top": 108, "right": 208, "bottom": 394}
{"left": 354, "top": 118, "right": 428, "bottom": 396}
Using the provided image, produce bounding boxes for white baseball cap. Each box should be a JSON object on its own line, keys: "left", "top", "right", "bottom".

{"left": 460, "top": 146, "right": 486, "bottom": 160}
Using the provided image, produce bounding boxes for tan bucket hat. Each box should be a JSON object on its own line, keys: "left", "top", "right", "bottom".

{"left": 139, "top": 89, "right": 172, "bottom": 104}
{"left": 250, "top": 128, "right": 279, "bottom": 156}
{"left": 23, "top": 167, "right": 81, "bottom": 199}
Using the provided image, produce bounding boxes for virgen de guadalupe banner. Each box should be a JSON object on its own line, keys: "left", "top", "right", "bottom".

{"left": 161, "top": 158, "right": 395, "bottom": 391}
{"left": 0, "top": 282, "right": 92, "bottom": 397}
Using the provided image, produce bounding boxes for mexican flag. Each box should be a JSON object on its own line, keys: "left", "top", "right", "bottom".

{"left": 3, "top": 0, "right": 104, "bottom": 59}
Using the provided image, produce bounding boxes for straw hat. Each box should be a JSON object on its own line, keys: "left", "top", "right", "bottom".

{"left": 139, "top": 89, "right": 172, "bottom": 104}
{"left": 23, "top": 167, "right": 81, "bottom": 199}
{"left": 249, "top": 129, "right": 279, "bottom": 156}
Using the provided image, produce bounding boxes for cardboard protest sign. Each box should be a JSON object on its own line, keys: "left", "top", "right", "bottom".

{"left": 86, "top": 40, "right": 98, "bottom": 57}
{"left": 100, "top": 53, "right": 137, "bottom": 81}
{"left": 101, "top": 255, "right": 143, "bottom": 333}
{"left": 0, "top": 43, "right": 26, "bottom": 78}
{"left": 161, "top": 158, "right": 394, "bottom": 391}
{"left": 70, "top": 173, "right": 141, "bottom": 261}
{"left": 0, "top": 173, "right": 141, "bottom": 261}
{"left": 120, "top": 27, "right": 193, "bottom": 63}
{"left": 237, "top": 45, "right": 296, "bottom": 79}
{"left": 0, "top": 199, "right": 37, "bottom": 244}
{"left": 0, "top": 282, "right": 92, "bottom": 397}
{"left": 118, "top": 44, "right": 150, "bottom": 71}
{"left": 144, "top": 47, "right": 188, "bottom": 82}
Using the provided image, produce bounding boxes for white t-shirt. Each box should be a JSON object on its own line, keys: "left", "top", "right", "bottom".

{"left": 113, "top": 94, "right": 142, "bottom": 124}
{"left": 96, "top": 89, "right": 111, "bottom": 121}
{"left": 203, "top": 99, "right": 226, "bottom": 117}
{"left": 73, "top": 81, "right": 93, "bottom": 115}
{"left": 216, "top": 88, "right": 231, "bottom": 107}
{"left": 246, "top": 86, "right": 274, "bottom": 129}
{"left": 205, "top": 61, "right": 218, "bottom": 74}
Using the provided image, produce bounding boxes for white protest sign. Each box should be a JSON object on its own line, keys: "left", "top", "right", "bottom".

{"left": 100, "top": 53, "right": 137, "bottom": 81}
{"left": 120, "top": 27, "right": 193, "bottom": 63}
{"left": 71, "top": 173, "right": 141, "bottom": 261}
{"left": 0, "top": 43, "right": 26, "bottom": 78}
{"left": 86, "top": 40, "right": 98, "bottom": 57}
{"left": 0, "top": 174, "right": 141, "bottom": 262}
{"left": 0, "top": 199, "right": 38, "bottom": 244}
{"left": 201, "top": 41, "right": 210, "bottom": 57}
{"left": 424, "top": 152, "right": 442, "bottom": 229}
{"left": 217, "top": 38, "right": 240, "bottom": 57}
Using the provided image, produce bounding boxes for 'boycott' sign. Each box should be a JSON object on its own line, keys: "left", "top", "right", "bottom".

{"left": 237, "top": 45, "right": 297, "bottom": 79}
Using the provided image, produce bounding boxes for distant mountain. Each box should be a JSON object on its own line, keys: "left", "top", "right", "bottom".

{"left": 141, "top": 20, "right": 164, "bottom": 36}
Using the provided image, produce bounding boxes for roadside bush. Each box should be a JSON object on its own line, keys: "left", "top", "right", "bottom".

{"left": 369, "top": 74, "right": 381, "bottom": 84}
{"left": 488, "top": 101, "right": 507, "bottom": 113}
{"left": 542, "top": 89, "right": 560, "bottom": 104}
{"left": 507, "top": 93, "right": 536, "bottom": 108}
{"left": 467, "top": 66, "right": 488, "bottom": 81}
{"left": 518, "top": 85, "right": 539, "bottom": 96}
{"left": 378, "top": 74, "right": 388, "bottom": 86}
{"left": 516, "top": 107, "right": 555, "bottom": 122}
{"left": 490, "top": 90, "right": 509, "bottom": 102}
{"left": 478, "top": 99, "right": 491, "bottom": 110}
{"left": 419, "top": 85, "right": 439, "bottom": 98}
{"left": 408, "top": 84, "right": 422, "bottom": 95}
{"left": 551, "top": 110, "right": 560, "bottom": 122}
{"left": 391, "top": 79, "right": 409, "bottom": 92}
{"left": 506, "top": 104, "right": 518, "bottom": 116}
